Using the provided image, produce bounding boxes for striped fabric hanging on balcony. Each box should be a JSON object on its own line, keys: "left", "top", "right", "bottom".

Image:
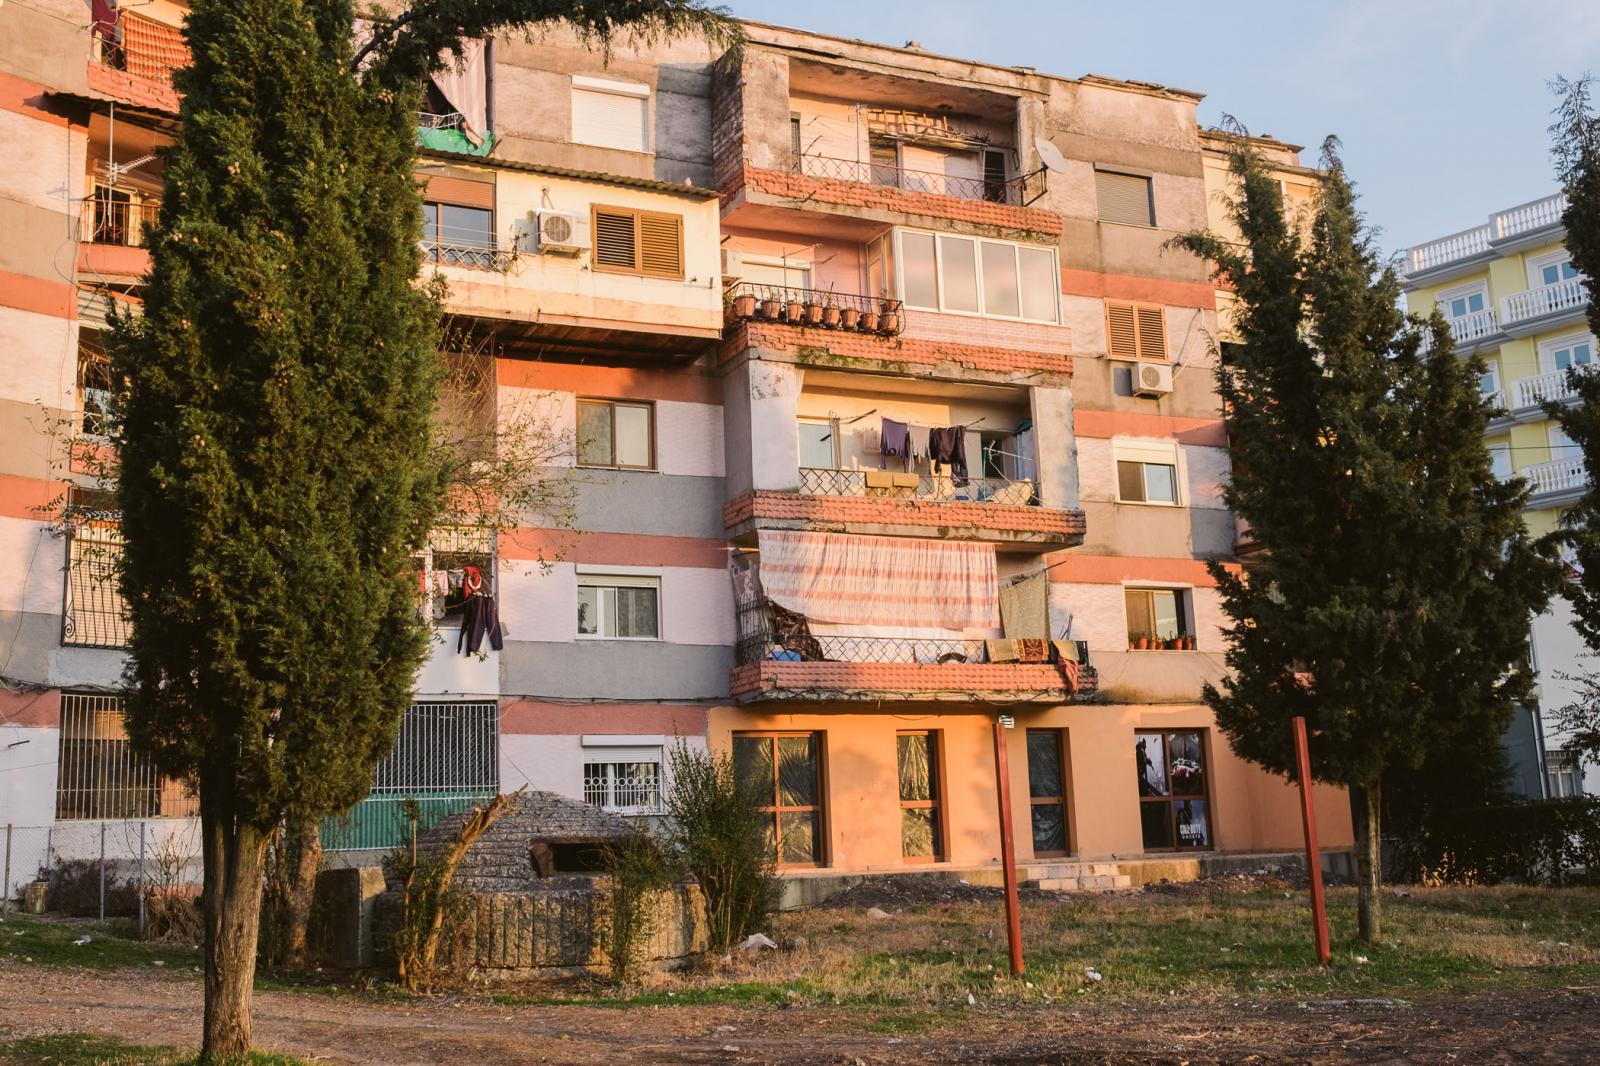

{"left": 756, "top": 529, "right": 998, "bottom": 630}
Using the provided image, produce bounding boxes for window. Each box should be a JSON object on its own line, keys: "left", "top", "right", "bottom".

{"left": 1106, "top": 301, "right": 1168, "bottom": 361}
{"left": 896, "top": 229, "right": 1059, "bottom": 323}
{"left": 1438, "top": 283, "right": 1487, "bottom": 322}
{"left": 897, "top": 731, "right": 944, "bottom": 862}
{"left": 584, "top": 757, "right": 663, "bottom": 812}
{"left": 1545, "top": 747, "right": 1582, "bottom": 799}
{"left": 1531, "top": 252, "right": 1582, "bottom": 289}
{"left": 741, "top": 256, "right": 811, "bottom": 290}
{"left": 422, "top": 201, "right": 495, "bottom": 268}
{"left": 1489, "top": 444, "right": 1513, "bottom": 481}
{"left": 1479, "top": 359, "right": 1501, "bottom": 403}
{"left": 571, "top": 75, "right": 649, "bottom": 153}
{"left": 413, "top": 526, "right": 493, "bottom": 623}
{"left": 63, "top": 487, "right": 130, "bottom": 649}
{"left": 869, "top": 136, "right": 899, "bottom": 186}
{"left": 590, "top": 205, "right": 683, "bottom": 279}
{"left": 797, "top": 419, "right": 837, "bottom": 470}
{"left": 1027, "top": 729, "right": 1070, "bottom": 857}
{"left": 56, "top": 693, "right": 196, "bottom": 820}
{"left": 1118, "top": 459, "right": 1178, "bottom": 504}
{"left": 983, "top": 150, "right": 1009, "bottom": 204}
{"left": 1125, "top": 587, "right": 1190, "bottom": 647}
{"left": 1542, "top": 334, "right": 1596, "bottom": 374}
{"left": 77, "top": 337, "right": 113, "bottom": 437}
{"left": 577, "top": 573, "right": 660, "bottom": 639}
{"left": 1551, "top": 423, "right": 1582, "bottom": 462}
{"left": 1135, "top": 730, "right": 1211, "bottom": 850}
{"left": 790, "top": 112, "right": 803, "bottom": 158}
{"left": 577, "top": 399, "right": 653, "bottom": 468}
{"left": 734, "top": 732, "right": 824, "bottom": 866}
{"left": 1096, "top": 168, "right": 1154, "bottom": 227}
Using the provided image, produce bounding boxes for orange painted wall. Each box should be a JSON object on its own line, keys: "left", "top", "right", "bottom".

{"left": 706, "top": 703, "right": 1353, "bottom": 872}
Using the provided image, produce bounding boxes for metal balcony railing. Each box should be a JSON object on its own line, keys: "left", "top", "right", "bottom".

{"left": 1501, "top": 277, "right": 1589, "bottom": 326}
{"left": 726, "top": 282, "right": 904, "bottom": 334}
{"left": 421, "top": 239, "right": 514, "bottom": 272}
{"left": 798, "top": 467, "right": 1038, "bottom": 507}
{"left": 418, "top": 111, "right": 466, "bottom": 131}
{"left": 82, "top": 197, "right": 159, "bottom": 247}
{"left": 793, "top": 153, "right": 1044, "bottom": 206}
{"left": 63, "top": 514, "right": 132, "bottom": 649}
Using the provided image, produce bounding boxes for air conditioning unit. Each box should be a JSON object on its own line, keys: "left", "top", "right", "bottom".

{"left": 720, "top": 248, "right": 744, "bottom": 280}
{"left": 1134, "top": 361, "right": 1174, "bottom": 397}
{"left": 526, "top": 210, "right": 585, "bottom": 254}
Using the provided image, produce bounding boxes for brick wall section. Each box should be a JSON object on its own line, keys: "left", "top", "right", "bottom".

{"left": 739, "top": 165, "right": 1063, "bottom": 236}
{"left": 86, "top": 62, "right": 179, "bottom": 114}
{"left": 730, "top": 661, "right": 1098, "bottom": 701}
{"left": 709, "top": 54, "right": 745, "bottom": 194}
{"left": 899, "top": 309, "right": 1071, "bottom": 356}
{"left": 721, "top": 320, "right": 1072, "bottom": 377}
{"left": 725, "top": 490, "right": 1086, "bottom": 540}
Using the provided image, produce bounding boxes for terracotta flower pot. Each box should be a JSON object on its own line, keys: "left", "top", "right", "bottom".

{"left": 760, "top": 298, "right": 781, "bottom": 319}
{"left": 1136, "top": 637, "right": 1150, "bottom": 650}
{"left": 733, "top": 294, "right": 756, "bottom": 317}
{"left": 841, "top": 307, "right": 861, "bottom": 329}
{"left": 822, "top": 305, "right": 842, "bottom": 328}
{"left": 804, "top": 302, "right": 824, "bottom": 326}
{"left": 879, "top": 311, "right": 900, "bottom": 333}
{"left": 859, "top": 311, "right": 879, "bottom": 332}
{"left": 785, "top": 300, "right": 804, "bottom": 322}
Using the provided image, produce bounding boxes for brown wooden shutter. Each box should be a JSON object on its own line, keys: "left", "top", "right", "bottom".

{"left": 1106, "top": 301, "right": 1139, "bottom": 360}
{"left": 1135, "top": 304, "right": 1167, "bottom": 361}
{"left": 1095, "top": 169, "right": 1154, "bottom": 226}
{"left": 593, "top": 207, "right": 638, "bottom": 270}
{"left": 638, "top": 211, "right": 683, "bottom": 278}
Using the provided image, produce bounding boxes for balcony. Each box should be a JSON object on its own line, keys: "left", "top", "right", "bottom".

{"left": 1418, "top": 308, "right": 1500, "bottom": 354}
{"left": 417, "top": 111, "right": 495, "bottom": 157}
{"left": 726, "top": 281, "right": 903, "bottom": 335}
{"left": 1500, "top": 277, "right": 1589, "bottom": 334}
{"left": 78, "top": 195, "right": 157, "bottom": 281}
{"left": 1402, "top": 226, "right": 1491, "bottom": 278}
{"left": 89, "top": 10, "right": 185, "bottom": 113}
{"left": 421, "top": 238, "right": 515, "bottom": 273}
{"left": 1510, "top": 370, "right": 1580, "bottom": 410}
{"left": 1400, "top": 193, "right": 1567, "bottom": 282}
{"left": 793, "top": 154, "right": 1043, "bottom": 208}
{"left": 1510, "top": 456, "right": 1589, "bottom": 501}
{"left": 730, "top": 598, "right": 1097, "bottom": 704}
{"left": 1492, "top": 194, "right": 1566, "bottom": 242}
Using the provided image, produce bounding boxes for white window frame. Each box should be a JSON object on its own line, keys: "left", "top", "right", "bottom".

{"left": 740, "top": 253, "right": 813, "bottom": 291}
{"left": 796, "top": 416, "right": 838, "bottom": 470}
{"left": 1549, "top": 422, "right": 1581, "bottom": 461}
{"left": 893, "top": 227, "right": 1060, "bottom": 324}
{"left": 1113, "top": 439, "right": 1184, "bottom": 507}
{"left": 1122, "top": 583, "right": 1194, "bottom": 644}
{"left": 576, "top": 569, "right": 662, "bottom": 641}
{"left": 1538, "top": 332, "right": 1597, "bottom": 375}
{"left": 576, "top": 397, "right": 655, "bottom": 470}
{"left": 1545, "top": 747, "right": 1582, "bottom": 799}
{"left": 1479, "top": 358, "right": 1501, "bottom": 401}
{"left": 582, "top": 738, "right": 666, "bottom": 813}
{"left": 1487, "top": 443, "right": 1513, "bottom": 481}
{"left": 1528, "top": 249, "right": 1580, "bottom": 290}
{"left": 1436, "top": 280, "right": 1489, "bottom": 322}
{"left": 570, "top": 74, "right": 651, "bottom": 154}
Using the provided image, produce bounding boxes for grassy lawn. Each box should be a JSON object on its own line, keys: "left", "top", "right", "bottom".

{"left": 0, "top": 1032, "right": 304, "bottom": 1066}
{"left": 0, "top": 913, "right": 198, "bottom": 972}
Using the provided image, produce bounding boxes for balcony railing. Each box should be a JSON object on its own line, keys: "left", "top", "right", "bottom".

{"left": 1501, "top": 277, "right": 1589, "bottom": 327}
{"left": 1513, "top": 456, "right": 1589, "bottom": 497}
{"left": 421, "top": 239, "right": 514, "bottom": 272}
{"left": 726, "top": 281, "right": 904, "bottom": 335}
{"left": 419, "top": 111, "right": 466, "bottom": 131}
{"left": 1419, "top": 308, "right": 1497, "bottom": 353}
{"left": 793, "top": 153, "right": 1044, "bottom": 207}
{"left": 1492, "top": 194, "right": 1566, "bottom": 241}
{"left": 63, "top": 514, "right": 131, "bottom": 649}
{"left": 1403, "top": 225, "right": 1491, "bottom": 276}
{"left": 82, "top": 198, "right": 159, "bottom": 247}
{"left": 798, "top": 467, "right": 1038, "bottom": 507}
{"left": 1511, "top": 369, "right": 1584, "bottom": 409}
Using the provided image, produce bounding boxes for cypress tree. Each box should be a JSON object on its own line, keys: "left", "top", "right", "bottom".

{"left": 107, "top": 1, "right": 731, "bottom": 1058}
{"left": 1176, "top": 135, "right": 1558, "bottom": 944}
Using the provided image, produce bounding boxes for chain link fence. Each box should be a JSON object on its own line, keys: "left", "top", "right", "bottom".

{"left": 1, "top": 820, "right": 203, "bottom": 934}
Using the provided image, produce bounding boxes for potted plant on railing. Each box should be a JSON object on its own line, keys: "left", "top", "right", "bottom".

{"left": 1181, "top": 632, "right": 1196, "bottom": 650}
{"left": 759, "top": 292, "right": 781, "bottom": 320}
{"left": 822, "top": 287, "right": 842, "bottom": 329}
{"left": 859, "top": 307, "right": 880, "bottom": 332}
{"left": 785, "top": 294, "right": 805, "bottom": 323}
{"left": 840, "top": 304, "right": 861, "bottom": 330}
{"left": 1133, "top": 632, "right": 1150, "bottom": 651}
{"left": 804, "top": 293, "right": 824, "bottom": 327}
{"left": 879, "top": 300, "right": 900, "bottom": 334}
{"left": 732, "top": 289, "right": 757, "bottom": 319}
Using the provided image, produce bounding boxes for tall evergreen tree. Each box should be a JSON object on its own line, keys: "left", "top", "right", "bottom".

{"left": 1176, "top": 135, "right": 1559, "bottom": 944}
{"left": 107, "top": 1, "right": 731, "bottom": 1058}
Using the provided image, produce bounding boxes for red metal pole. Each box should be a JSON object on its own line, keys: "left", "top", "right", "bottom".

{"left": 992, "top": 717, "right": 1025, "bottom": 977}
{"left": 1293, "top": 716, "right": 1331, "bottom": 966}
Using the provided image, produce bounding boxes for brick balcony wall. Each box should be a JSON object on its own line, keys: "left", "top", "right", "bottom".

{"left": 730, "top": 660, "right": 1095, "bottom": 701}
{"left": 899, "top": 309, "right": 1071, "bottom": 357}
{"left": 721, "top": 320, "right": 1072, "bottom": 378}
{"left": 87, "top": 62, "right": 179, "bottom": 114}
{"left": 731, "top": 165, "right": 1063, "bottom": 237}
{"left": 725, "top": 490, "right": 1086, "bottom": 539}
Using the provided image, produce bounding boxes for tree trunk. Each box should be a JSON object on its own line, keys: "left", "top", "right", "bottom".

{"left": 1350, "top": 779, "right": 1382, "bottom": 945}
{"left": 201, "top": 790, "right": 270, "bottom": 1062}
{"left": 282, "top": 815, "right": 322, "bottom": 969}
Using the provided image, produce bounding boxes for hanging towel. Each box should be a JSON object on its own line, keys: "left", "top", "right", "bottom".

{"left": 1051, "top": 639, "right": 1082, "bottom": 664}
{"left": 908, "top": 424, "right": 931, "bottom": 462}
{"left": 1016, "top": 638, "right": 1050, "bottom": 663}
{"left": 985, "top": 639, "right": 1020, "bottom": 663}
{"left": 999, "top": 571, "right": 1050, "bottom": 640}
{"left": 928, "top": 426, "right": 969, "bottom": 486}
{"left": 1056, "top": 657, "right": 1081, "bottom": 694}
{"left": 880, "top": 417, "right": 910, "bottom": 468}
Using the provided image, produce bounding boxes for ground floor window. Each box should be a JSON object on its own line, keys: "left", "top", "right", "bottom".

{"left": 583, "top": 756, "right": 663, "bottom": 813}
{"left": 55, "top": 692, "right": 196, "bottom": 820}
{"left": 1546, "top": 747, "right": 1582, "bottom": 799}
{"left": 1027, "top": 729, "right": 1070, "bottom": 856}
{"left": 1136, "top": 730, "right": 1211, "bottom": 850}
{"left": 734, "top": 732, "right": 824, "bottom": 866}
{"left": 897, "top": 731, "right": 943, "bottom": 861}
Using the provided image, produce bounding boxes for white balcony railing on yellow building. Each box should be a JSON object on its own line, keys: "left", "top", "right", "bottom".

{"left": 1491, "top": 194, "right": 1566, "bottom": 241}
{"left": 1419, "top": 308, "right": 1498, "bottom": 353}
{"left": 1511, "top": 369, "right": 1579, "bottom": 409}
{"left": 1501, "top": 277, "right": 1589, "bottom": 328}
{"left": 1508, "top": 455, "right": 1589, "bottom": 498}
{"left": 1404, "top": 226, "right": 1491, "bottom": 275}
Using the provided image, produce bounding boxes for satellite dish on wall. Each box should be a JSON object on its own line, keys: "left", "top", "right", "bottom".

{"left": 1033, "top": 137, "right": 1069, "bottom": 173}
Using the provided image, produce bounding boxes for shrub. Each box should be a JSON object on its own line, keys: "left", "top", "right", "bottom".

{"left": 42, "top": 859, "right": 138, "bottom": 917}
{"left": 661, "top": 742, "right": 775, "bottom": 952}
{"left": 144, "top": 887, "right": 203, "bottom": 944}
{"left": 599, "top": 831, "right": 676, "bottom": 985}
{"left": 1390, "top": 797, "right": 1600, "bottom": 885}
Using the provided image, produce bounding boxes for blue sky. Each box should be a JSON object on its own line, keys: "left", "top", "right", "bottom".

{"left": 725, "top": 0, "right": 1600, "bottom": 252}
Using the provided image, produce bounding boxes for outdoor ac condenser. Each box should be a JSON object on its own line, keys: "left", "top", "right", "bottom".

{"left": 1134, "top": 361, "right": 1174, "bottom": 397}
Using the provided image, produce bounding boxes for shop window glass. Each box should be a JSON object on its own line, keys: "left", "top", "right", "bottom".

{"left": 897, "top": 731, "right": 942, "bottom": 861}
{"left": 735, "top": 733, "right": 824, "bottom": 866}
{"left": 1027, "top": 729, "right": 1069, "bottom": 856}
{"left": 1136, "top": 730, "right": 1211, "bottom": 850}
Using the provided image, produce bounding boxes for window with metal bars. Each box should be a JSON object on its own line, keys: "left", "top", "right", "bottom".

{"left": 62, "top": 487, "right": 131, "bottom": 649}
{"left": 590, "top": 205, "right": 683, "bottom": 279}
{"left": 582, "top": 759, "right": 663, "bottom": 812}
{"left": 55, "top": 693, "right": 197, "bottom": 820}
{"left": 1105, "top": 300, "right": 1168, "bottom": 361}
{"left": 366, "top": 701, "right": 500, "bottom": 798}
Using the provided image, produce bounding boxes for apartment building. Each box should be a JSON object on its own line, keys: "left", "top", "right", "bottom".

{"left": 1399, "top": 197, "right": 1599, "bottom": 800}
{"left": 0, "top": 2, "right": 1352, "bottom": 883}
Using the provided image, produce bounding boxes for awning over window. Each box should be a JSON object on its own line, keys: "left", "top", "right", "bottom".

{"left": 756, "top": 529, "right": 998, "bottom": 630}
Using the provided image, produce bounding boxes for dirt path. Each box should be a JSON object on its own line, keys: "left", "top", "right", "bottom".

{"left": 1, "top": 962, "right": 1595, "bottom": 1064}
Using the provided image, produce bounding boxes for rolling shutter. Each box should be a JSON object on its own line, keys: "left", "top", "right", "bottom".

{"left": 1096, "top": 169, "right": 1154, "bottom": 226}
{"left": 639, "top": 212, "right": 683, "bottom": 278}
{"left": 572, "top": 77, "right": 649, "bottom": 153}
{"left": 593, "top": 209, "right": 637, "bottom": 269}
{"left": 1106, "top": 301, "right": 1169, "bottom": 361}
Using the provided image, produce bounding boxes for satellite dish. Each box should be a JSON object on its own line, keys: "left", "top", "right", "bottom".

{"left": 1033, "top": 137, "right": 1069, "bottom": 173}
